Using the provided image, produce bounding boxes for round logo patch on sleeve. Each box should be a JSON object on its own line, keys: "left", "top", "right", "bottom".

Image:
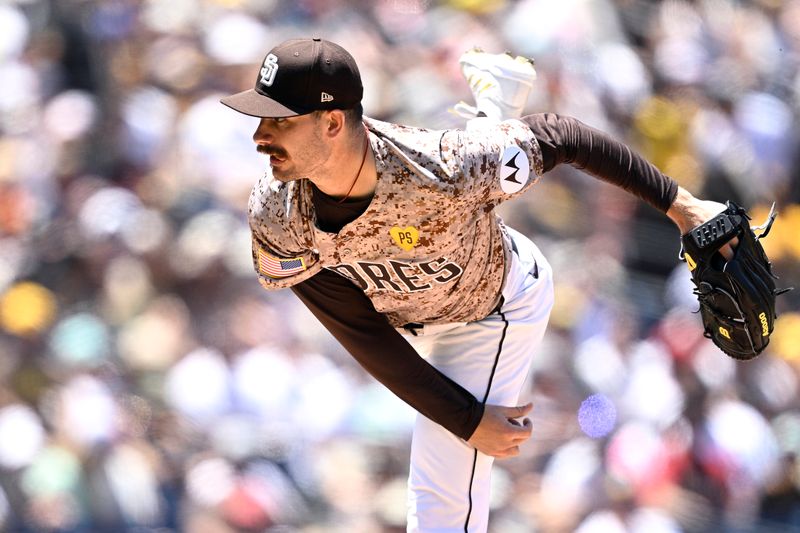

{"left": 499, "top": 146, "right": 530, "bottom": 194}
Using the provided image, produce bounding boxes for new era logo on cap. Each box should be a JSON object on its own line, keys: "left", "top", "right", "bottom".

{"left": 220, "top": 38, "right": 363, "bottom": 118}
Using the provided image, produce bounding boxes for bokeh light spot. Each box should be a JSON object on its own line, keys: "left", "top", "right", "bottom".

{"left": 50, "top": 312, "right": 110, "bottom": 366}
{"left": 0, "top": 404, "right": 45, "bottom": 469}
{"left": 0, "top": 282, "right": 57, "bottom": 336}
{"left": 578, "top": 393, "right": 617, "bottom": 439}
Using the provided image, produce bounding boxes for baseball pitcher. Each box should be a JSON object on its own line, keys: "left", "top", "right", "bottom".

{"left": 221, "top": 38, "right": 785, "bottom": 532}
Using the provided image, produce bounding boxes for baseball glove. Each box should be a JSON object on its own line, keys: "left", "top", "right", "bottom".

{"left": 680, "top": 201, "right": 791, "bottom": 360}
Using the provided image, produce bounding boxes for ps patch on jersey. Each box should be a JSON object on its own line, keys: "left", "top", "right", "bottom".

{"left": 390, "top": 226, "right": 419, "bottom": 251}
{"left": 499, "top": 146, "right": 530, "bottom": 194}
{"left": 258, "top": 248, "right": 307, "bottom": 278}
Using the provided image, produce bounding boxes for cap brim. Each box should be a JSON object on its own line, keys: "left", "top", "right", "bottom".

{"left": 220, "top": 89, "right": 302, "bottom": 118}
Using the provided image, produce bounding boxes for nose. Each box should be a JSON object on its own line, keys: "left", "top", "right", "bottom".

{"left": 252, "top": 117, "right": 275, "bottom": 145}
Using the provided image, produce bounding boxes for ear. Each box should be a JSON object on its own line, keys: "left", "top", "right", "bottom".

{"left": 322, "top": 110, "right": 346, "bottom": 139}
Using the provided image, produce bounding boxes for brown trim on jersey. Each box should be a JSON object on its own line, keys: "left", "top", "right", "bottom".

{"left": 291, "top": 268, "right": 485, "bottom": 440}
{"left": 522, "top": 113, "right": 679, "bottom": 213}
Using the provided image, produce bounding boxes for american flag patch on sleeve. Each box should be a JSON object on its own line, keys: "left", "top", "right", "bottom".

{"left": 258, "top": 248, "right": 307, "bottom": 278}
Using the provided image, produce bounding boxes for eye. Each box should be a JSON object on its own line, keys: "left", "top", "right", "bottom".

{"left": 273, "top": 117, "right": 286, "bottom": 124}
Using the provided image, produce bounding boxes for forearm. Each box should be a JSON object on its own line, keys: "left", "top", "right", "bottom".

{"left": 522, "top": 113, "right": 678, "bottom": 212}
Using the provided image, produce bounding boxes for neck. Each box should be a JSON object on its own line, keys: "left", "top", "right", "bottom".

{"left": 311, "top": 127, "right": 375, "bottom": 200}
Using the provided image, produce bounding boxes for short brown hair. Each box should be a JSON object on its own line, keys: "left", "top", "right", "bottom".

{"left": 343, "top": 103, "right": 364, "bottom": 131}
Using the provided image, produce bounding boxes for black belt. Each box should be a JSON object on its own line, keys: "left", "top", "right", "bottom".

{"left": 402, "top": 322, "right": 424, "bottom": 336}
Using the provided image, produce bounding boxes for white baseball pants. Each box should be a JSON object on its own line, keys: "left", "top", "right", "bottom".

{"left": 401, "top": 228, "right": 554, "bottom": 532}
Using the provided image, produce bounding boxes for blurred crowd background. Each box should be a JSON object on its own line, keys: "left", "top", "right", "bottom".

{"left": 1, "top": 0, "right": 800, "bottom": 531}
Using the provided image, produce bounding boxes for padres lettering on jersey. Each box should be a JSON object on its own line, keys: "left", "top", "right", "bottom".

{"left": 248, "top": 117, "right": 543, "bottom": 326}
{"left": 327, "top": 258, "right": 463, "bottom": 292}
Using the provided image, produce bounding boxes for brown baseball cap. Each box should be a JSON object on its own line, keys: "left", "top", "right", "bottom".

{"left": 220, "top": 38, "right": 363, "bottom": 118}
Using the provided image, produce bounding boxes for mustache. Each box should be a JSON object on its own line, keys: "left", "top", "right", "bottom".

{"left": 256, "top": 145, "right": 287, "bottom": 158}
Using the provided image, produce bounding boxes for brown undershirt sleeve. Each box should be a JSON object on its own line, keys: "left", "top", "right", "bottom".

{"left": 521, "top": 113, "right": 679, "bottom": 212}
{"left": 291, "top": 268, "right": 484, "bottom": 440}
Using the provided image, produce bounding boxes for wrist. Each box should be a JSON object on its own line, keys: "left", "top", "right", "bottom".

{"left": 666, "top": 186, "right": 730, "bottom": 236}
{"left": 666, "top": 186, "right": 698, "bottom": 234}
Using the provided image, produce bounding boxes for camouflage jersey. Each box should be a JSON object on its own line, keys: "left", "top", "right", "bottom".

{"left": 248, "top": 117, "right": 544, "bottom": 328}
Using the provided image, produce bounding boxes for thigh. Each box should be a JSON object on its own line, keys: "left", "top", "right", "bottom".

{"left": 406, "top": 234, "right": 553, "bottom": 532}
